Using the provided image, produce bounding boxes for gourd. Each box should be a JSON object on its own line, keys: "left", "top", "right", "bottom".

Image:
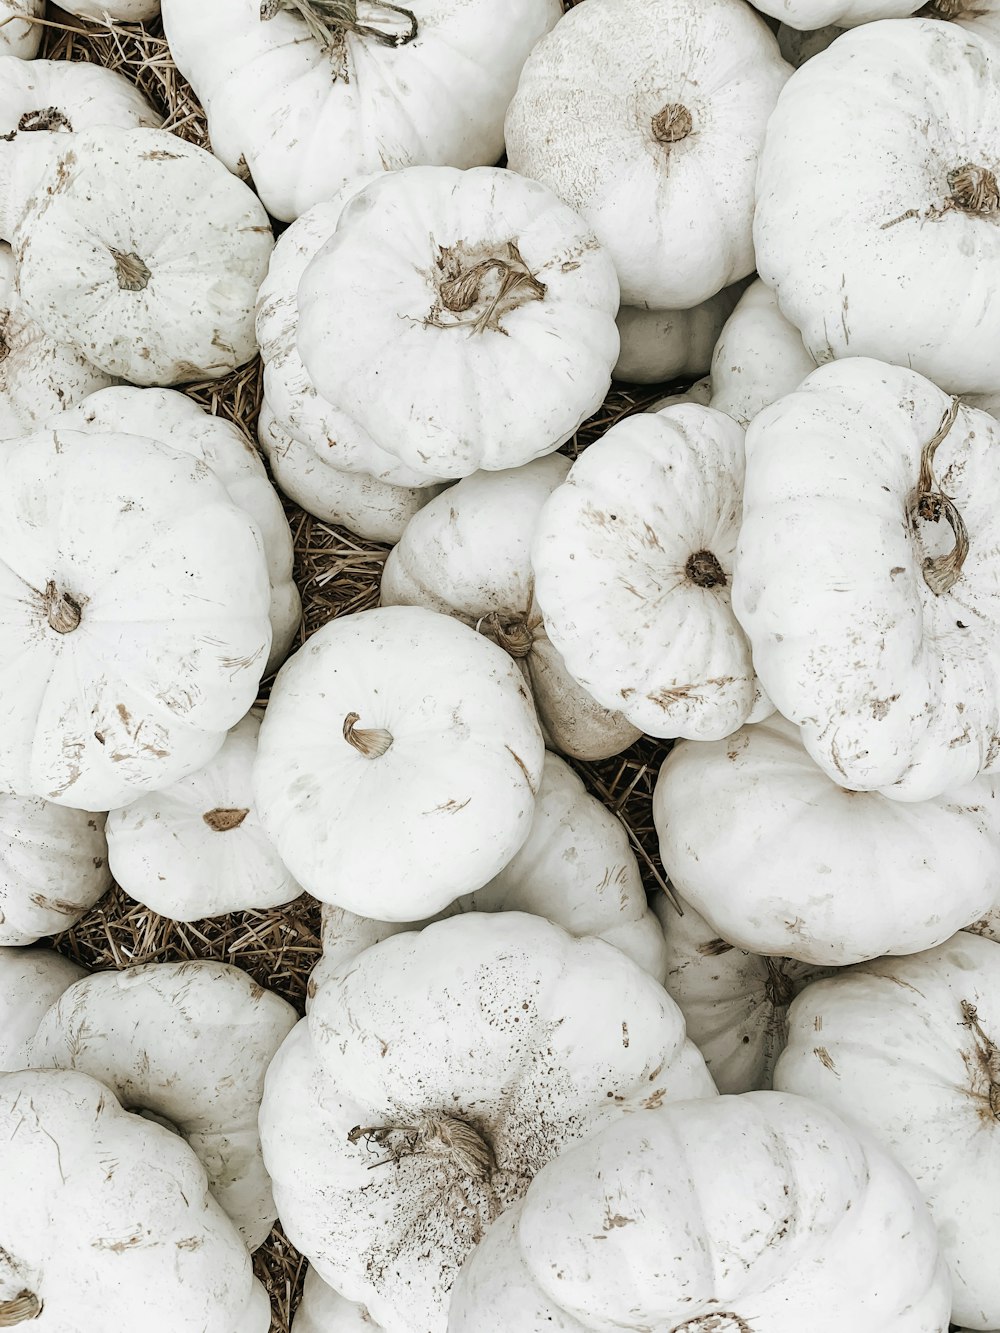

{"left": 0, "top": 794, "right": 111, "bottom": 945}
{"left": 0, "top": 2, "right": 44, "bottom": 60}
{"left": 0, "top": 54, "right": 161, "bottom": 141}
{"left": 106, "top": 709, "right": 301, "bottom": 922}
{"left": 295, "top": 165, "right": 620, "bottom": 482}
{"left": 0, "top": 947, "right": 85, "bottom": 1069}
{"left": 160, "top": 0, "right": 563, "bottom": 221}
{"left": 11, "top": 127, "right": 274, "bottom": 385}
{"left": 253, "top": 605, "right": 545, "bottom": 920}
{"left": 50, "top": 385, "right": 300, "bottom": 676}
{"left": 379, "top": 456, "right": 641, "bottom": 761}
{"left": 448, "top": 1090, "right": 952, "bottom": 1332}
{"left": 28, "top": 960, "right": 298, "bottom": 1249}
{"left": 532, "top": 403, "right": 770, "bottom": 741}
{"left": 259, "top": 911, "right": 716, "bottom": 1333}
{"left": 0, "top": 1066, "right": 272, "bottom": 1331}
{"left": 709, "top": 277, "right": 817, "bottom": 427}
{"left": 613, "top": 282, "right": 746, "bottom": 385}
{"left": 0, "top": 428, "right": 272, "bottom": 810}
{"left": 732, "top": 357, "right": 1000, "bottom": 800}
{"left": 505, "top": 0, "right": 791, "bottom": 308}
{"left": 653, "top": 714, "right": 1000, "bottom": 965}
{"left": 754, "top": 20, "right": 1000, "bottom": 393}
{"left": 775, "top": 931, "right": 1000, "bottom": 1329}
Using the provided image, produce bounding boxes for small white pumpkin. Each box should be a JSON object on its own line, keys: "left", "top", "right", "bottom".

{"left": 0, "top": 794, "right": 110, "bottom": 945}
{"left": 50, "top": 385, "right": 300, "bottom": 676}
{"left": 12, "top": 127, "right": 273, "bottom": 385}
{"left": 260, "top": 911, "right": 716, "bottom": 1333}
{"left": 106, "top": 709, "right": 301, "bottom": 922}
{"left": 732, "top": 358, "right": 1000, "bottom": 800}
{"left": 532, "top": 403, "right": 769, "bottom": 740}
{"left": 296, "top": 166, "right": 621, "bottom": 483}
{"left": 160, "top": 0, "right": 562, "bottom": 221}
{"left": 379, "top": 456, "right": 641, "bottom": 761}
{"left": 646, "top": 376, "right": 713, "bottom": 412}
{"left": 293, "top": 1269, "right": 379, "bottom": 1333}
{"left": 61, "top": 0, "right": 160, "bottom": 17}
{"left": 0, "top": 428, "right": 272, "bottom": 810}
{"left": 0, "top": 54, "right": 161, "bottom": 141}
{"left": 654, "top": 714, "right": 1000, "bottom": 965}
{"left": 709, "top": 277, "right": 817, "bottom": 427}
{"left": 28, "top": 959, "right": 298, "bottom": 1250}
{"left": 0, "top": 1066, "right": 271, "bottom": 1331}
{"left": 253, "top": 605, "right": 545, "bottom": 921}
{"left": 0, "top": 947, "right": 85, "bottom": 1070}
{"left": 613, "top": 283, "right": 747, "bottom": 385}
{"left": 753, "top": 0, "right": 921, "bottom": 27}
{"left": 0, "top": 2, "right": 43, "bottom": 60}
{"left": 505, "top": 0, "right": 790, "bottom": 308}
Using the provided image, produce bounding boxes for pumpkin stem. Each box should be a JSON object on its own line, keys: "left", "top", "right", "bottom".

{"left": 348, "top": 1113, "right": 495, "bottom": 1179}
{"left": 476, "top": 611, "right": 534, "bottom": 660}
{"left": 0, "top": 1293, "right": 42, "bottom": 1327}
{"left": 343, "top": 712, "right": 393, "bottom": 758}
{"left": 909, "top": 396, "right": 968, "bottom": 595}
{"left": 918, "top": 0, "right": 988, "bottom": 19}
{"left": 651, "top": 102, "right": 693, "bottom": 145}
{"left": 16, "top": 107, "right": 73, "bottom": 133}
{"left": 108, "top": 247, "right": 151, "bottom": 292}
{"left": 947, "top": 163, "right": 1000, "bottom": 214}
{"left": 763, "top": 957, "right": 796, "bottom": 1011}
{"left": 960, "top": 999, "right": 1000, "bottom": 1121}
{"left": 685, "top": 549, "right": 726, "bottom": 589}
{"left": 261, "top": 0, "right": 417, "bottom": 49}
{"left": 671, "top": 1315, "right": 754, "bottom": 1333}
{"left": 202, "top": 807, "right": 250, "bottom": 832}
{"left": 430, "top": 240, "right": 546, "bottom": 335}
{"left": 43, "top": 580, "right": 81, "bottom": 634}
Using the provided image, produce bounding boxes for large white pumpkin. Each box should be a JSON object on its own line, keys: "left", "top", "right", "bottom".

{"left": 506, "top": 0, "right": 790, "bottom": 308}
{"left": 160, "top": 0, "right": 562, "bottom": 221}
{"left": 732, "top": 357, "right": 1000, "bottom": 800}
{"left": 755, "top": 20, "right": 1000, "bottom": 394}
{"left": 0, "top": 429, "right": 272, "bottom": 810}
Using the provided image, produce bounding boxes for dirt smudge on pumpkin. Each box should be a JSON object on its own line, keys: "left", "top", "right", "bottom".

{"left": 813, "top": 1046, "right": 838, "bottom": 1075}
{"left": 697, "top": 937, "right": 734, "bottom": 957}
{"left": 28, "top": 892, "right": 80, "bottom": 916}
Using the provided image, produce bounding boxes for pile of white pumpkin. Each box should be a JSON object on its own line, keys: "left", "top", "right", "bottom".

{"left": 1, "top": 0, "right": 999, "bottom": 1330}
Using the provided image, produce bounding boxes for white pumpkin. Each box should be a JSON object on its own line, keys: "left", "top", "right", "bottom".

{"left": 775, "top": 931, "right": 1000, "bottom": 1329}
{"left": 296, "top": 166, "right": 620, "bottom": 483}
{"left": 379, "top": 456, "right": 641, "bottom": 761}
{"left": 753, "top": 0, "right": 921, "bottom": 27}
{"left": 12, "top": 127, "right": 273, "bottom": 385}
{"left": 50, "top": 385, "right": 300, "bottom": 676}
{"left": 0, "top": 54, "right": 161, "bottom": 141}
{"left": 0, "top": 1066, "right": 271, "bottom": 1331}
{"left": 653, "top": 891, "right": 831, "bottom": 1093}
{"left": 61, "top": 0, "right": 160, "bottom": 17}
{"left": 160, "top": 0, "right": 562, "bottom": 222}
{"left": 532, "top": 403, "right": 770, "bottom": 740}
{"left": 732, "top": 357, "right": 1000, "bottom": 800}
{"left": 0, "top": 241, "right": 115, "bottom": 436}
{"left": 646, "top": 376, "right": 713, "bottom": 412}
{"left": 28, "top": 959, "right": 298, "bottom": 1250}
{"left": 0, "top": 428, "right": 272, "bottom": 810}
{"left": 505, "top": 0, "right": 790, "bottom": 308}
{"left": 654, "top": 714, "right": 1000, "bottom": 965}
{"left": 294, "top": 1269, "right": 379, "bottom": 1333}
{"left": 755, "top": 20, "right": 1000, "bottom": 394}
{"left": 613, "top": 282, "right": 747, "bottom": 385}
{"left": 260, "top": 911, "right": 716, "bottom": 1333}
{"left": 0, "top": 793, "right": 111, "bottom": 944}
{"left": 448, "top": 1090, "right": 952, "bottom": 1332}
{"left": 106, "top": 709, "right": 300, "bottom": 922}
{"left": 0, "top": 947, "right": 85, "bottom": 1070}
{"left": 0, "top": 2, "right": 43, "bottom": 60}
{"left": 310, "top": 749, "right": 667, "bottom": 996}
{"left": 253, "top": 605, "right": 545, "bottom": 920}
{"left": 709, "top": 277, "right": 817, "bottom": 427}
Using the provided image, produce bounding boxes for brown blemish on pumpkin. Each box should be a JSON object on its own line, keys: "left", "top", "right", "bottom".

{"left": 28, "top": 893, "right": 80, "bottom": 916}
{"left": 813, "top": 1046, "right": 838, "bottom": 1074}
{"left": 602, "top": 1209, "right": 635, "bottom": 1229}
{"left": 423, "top": 798, "right": 472, "bottom": 814}
{"left": 174, "top": 1236, "right": 203, "bottom": 1251}
{"left": 505, "top": 746, "right": 533, "bottom": 789}
{"left": 203, "top": 807, "right": 250, "bottom": 832}
{"left": 697, "top": 937, "right": 735, "bottom": 957}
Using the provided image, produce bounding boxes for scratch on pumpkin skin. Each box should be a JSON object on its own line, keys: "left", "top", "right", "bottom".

{"left": 505, "top": 746, "right": 534, "bottom": 790}
{"left": 422, "top": 798, "right": 471, "bottom": 814}
{"left": 814, "top": 1047, "right": 839, "bottom": 1075}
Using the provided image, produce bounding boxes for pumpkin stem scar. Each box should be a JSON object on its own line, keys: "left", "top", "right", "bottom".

{"left": 475, "top": 611, "right": 533, "bottom": 659}
{"left": 961, "top": 999, "right": 1000, "bottom": 1120}
{"left": 343, "top": 711, "right": 394, "bottom": 758}
{"left": 108, "top": 247, "right": 151, "bottom": 292}
{"left": 651, "top": 102, "right": 693, "bottom": 145}
{"left": 428, "top": 240, "right": 546, "bottom": 336}
{"left": 685, "top": 549, "right": 726, "bottom": 588}
{"left": 0, "top": 1291, "right": 42, "bottom": 1326}
{"left": 260, "top": 0, "right": 418, "bottom": 50}
{"left": 908, "top": 395, "right": 968, "bottom": 595}
{"left": 203, "top": 807, "right": 250, "bottom": 832}
{"left": 43, "top": 580, "right": 82, "bottom": 634}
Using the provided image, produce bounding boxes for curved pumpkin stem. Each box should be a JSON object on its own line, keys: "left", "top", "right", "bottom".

{"left": 261, "top": 0, "right": 418, "bottom": 50}
{"left": 909, "top": 396, "right": 968, "bottom": 596}
{"left": 0, "top": 1292, "right": 42, "bottom": 1327}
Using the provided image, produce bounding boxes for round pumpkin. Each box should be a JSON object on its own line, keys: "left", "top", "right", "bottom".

{"left": 293, "top": 1270, "right": 379, "bottom": 1333}
{"left": 709, "top": 277, "right": 817, "bottom": 428}
{"left": 0, "top": 428, "right": 272, "bottom": 810}
{"left": 0, "top": 947, "right": 85, "bottom": 1070}
{"left": 0, "top": 1066, "right": 271, "bottom": 1331}
{"left": 12, "top": 127, "right": 273, "bottom": 385}
{"left": 0, "top": 2, "right": 43, "bottom": 60}
{"left": 260, "top": 910, "right": 716, "bottom": 1333}
{"left": 505, "top": 0, "right": 790, "bottom": 308}
{"left": 732, "top": 357, "right": 1000, "bottom": 800}
{"left": 379, "top": 455, "right": 641, "bottom": 761}
{"left": 0, "top": 53, "right": 161, "bottom": 143}
{"left": 613, "top": 282, "right": 746, "bottom": 385}
{"left": 62, "top": 0, "right": 160, "bottom": 16}
{"left": 653, "top": 713, "right": 1000, "bottom": 965}
{"left": 106, "top": 709, "right": 301, "bottom": 922}
{"left": 253, "top": 605, "right": 545, "bottom": 920}
{"left": 753, "top": 0, "right": 921, "bottom": 26}
{"left": 28, "top": 959, "right": 298, "bottom": 1250}
{"left": 775, "top": 931, "right": 1000, "bottom": 1329}
{"left": 448, "top": 1090, "right": 951, "bottom": 1332}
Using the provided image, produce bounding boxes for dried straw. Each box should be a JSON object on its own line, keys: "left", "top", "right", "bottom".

{"left": 34, "top": 4, "right": 691, "bottom": 1327}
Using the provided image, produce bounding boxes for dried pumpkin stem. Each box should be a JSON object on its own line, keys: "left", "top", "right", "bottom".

{"left": 476, "top": 611, "right": 534, "bottom": 659}
{"left": 348, "top": 1113, "right": 495, "bottom": 1179}
{"left": 948, "top": 163, "right": 1000, "bottom": 214}
{"left": 435, "top": 243, "right": 547, "bottom": 336}
{"left": 202, "top": 807, "right": 250, "bottom": 832}
{"left": 909, "top": 396, "right": 968, "bottom": 595}
{"left": 685, "top": 549, "right": 726, "bottom": 589}
{"left": 17, "top": 107, "right": 73, "bottom": 133}
{"left": 763, "top": 957, "right": 796, "bottom": 1010}
{"left": 261, "top": 0, "right": 417, "bottom": 48}
{"left": 43, "top": 580, "right": 81, "bottom": 634}
{"left": 961, "top": 999, "right": 1000, "bottom": 1120}
{"left": 918, "top": 0, "right": 988, "bottom": 19}
{"left": 343, "top": 711, "right": 393, "bottom": 758}
{"left": 0, "top": 1292, "right": 42, "bottom": 1326}
{"left": 108, "top": 247, "right": 151, "bottom": 292}
{"left": 651, "top": 102, "right": 693, "bottom": 145}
